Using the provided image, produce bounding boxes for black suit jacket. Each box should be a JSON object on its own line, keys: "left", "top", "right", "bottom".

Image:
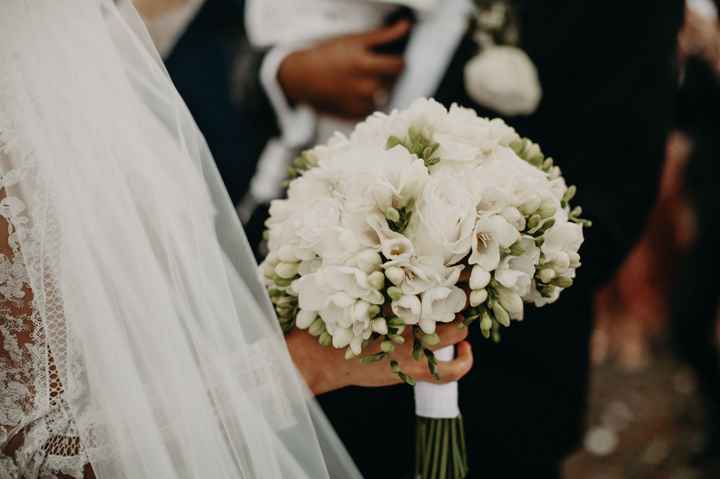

{"left": 318, "top": 3, "right": 684, "bottom": 478}
{"left": 164, "top": 0, "right": 277, "bottom": 208}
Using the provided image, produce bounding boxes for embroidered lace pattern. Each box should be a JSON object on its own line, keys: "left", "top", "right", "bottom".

{"left": 0, "top": 144, "right": 93, "bottom": 479}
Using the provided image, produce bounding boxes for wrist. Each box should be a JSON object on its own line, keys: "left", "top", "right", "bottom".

{"left": 286, "top": 329, "right": 339, "bottom": 395}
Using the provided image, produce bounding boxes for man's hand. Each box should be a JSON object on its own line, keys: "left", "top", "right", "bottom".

{"left": 287, "top": 321, "right": 473, "bottom": 396}
{"left": 277, "top": 21, "right": 411, "bottom": 120}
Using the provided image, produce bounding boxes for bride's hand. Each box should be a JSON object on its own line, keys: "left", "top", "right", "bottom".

{"left": 287, "top": 322, "right": 473, "bottom": 396}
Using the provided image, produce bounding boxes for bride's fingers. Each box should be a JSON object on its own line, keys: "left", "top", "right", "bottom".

{"left": 429, "top": 322, "right": 469, "bottom": 351}
{"left": 420, "top": 341, "right": 474, "bottom": 384}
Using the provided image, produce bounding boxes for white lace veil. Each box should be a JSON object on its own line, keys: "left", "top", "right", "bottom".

{"left": 0, "top": 1, "right": 360, "bottom": 477}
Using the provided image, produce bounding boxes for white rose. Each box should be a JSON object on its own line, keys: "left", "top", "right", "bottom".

{"left": 267, "top": 196, "right": 343, "bottom": 258}
{"left": 435, "top": 104, "right": 520, "bottom": 158}
{"left": 408, "top": 172, "right": 476, "bottom": 265}
{"left": 464, "top": 45, "right": 542, "bottom": 116}
{"left": 317, "top": 144, "right": 429, "bottom": 214}
{"left": 469, "top": 214, "right": 520, "bottom": 271}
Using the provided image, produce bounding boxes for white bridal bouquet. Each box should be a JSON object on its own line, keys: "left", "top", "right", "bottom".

{"left": 260, "top": 99, "right": 588, "bottom": 479}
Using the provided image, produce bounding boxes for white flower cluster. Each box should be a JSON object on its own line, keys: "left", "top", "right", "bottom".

{"left": 261, "top": 99, "right": 586, "bottom": 378}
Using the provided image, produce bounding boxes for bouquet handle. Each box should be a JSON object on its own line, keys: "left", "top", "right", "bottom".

{"left": 414, "top": 345, "right": 468, "bottom": 479}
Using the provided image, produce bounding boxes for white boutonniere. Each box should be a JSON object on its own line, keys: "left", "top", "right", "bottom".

{"left": 464, "top": 0, "right": 542, "bottom": 116}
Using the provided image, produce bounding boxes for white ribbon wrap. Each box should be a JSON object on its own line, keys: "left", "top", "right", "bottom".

{"left": 413, "top": 345, "right": 460, "bottom": 419}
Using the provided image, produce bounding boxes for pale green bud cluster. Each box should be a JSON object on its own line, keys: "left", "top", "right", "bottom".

{"left": 386, "top": 126, "right": 441, "bottom": 168}
{"left": 286, "top": 150, "right": 319, "bottom": 181}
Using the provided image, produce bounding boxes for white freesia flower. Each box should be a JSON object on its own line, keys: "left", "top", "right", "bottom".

{"left": 420, "top": 286, "right": 467, "bottom": 334}
{"left": 496, "top": 286, "right": 524, "bottom": 320}
{"left": 542, "top": 222, "right": 584, "bottom": 275}
{"left": 384, "top": 256, "right": 463, "bottom": 296}
{"left": 408, "top": 172, "right": 476, "bottom": 265}
{"left": 392, "top": 294, "right": 422, "bottom": 325}
{"left": 527, "top": 280, "right": 561, "bottom": 307}
{"left": 293, "top": 266, "right": 384, "bottom": 313}
{"left": 494, "top": 236, "right": 540, "bottom": 297}
{"left": 469, "top": 214, "right": 520, "bottom": 271}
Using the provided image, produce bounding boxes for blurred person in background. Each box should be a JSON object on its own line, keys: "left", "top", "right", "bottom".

{"left": 247, "top": 1, "right": 684, "bottom": 478}
{"left": 587, "top": 0, "right": 720, "bottom": 471}
{"left": 134, "top": 0, "right": 406, "bottom": 257}
{"left": 672, "top": 0, "right": 720, "bottom": 463}
{"left": 135, "top": 0, "right": 277, "bottom": 254}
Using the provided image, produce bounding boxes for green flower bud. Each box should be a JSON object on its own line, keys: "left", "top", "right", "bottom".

{"left": 537, "top": 268, "right": 556, "bottom": 284}
{"left": 296, "top": 310, "right": 316, "bottom": 329}
{"left": 480, "top": 312, "right": 493, "bottom": 338}
{"left": 509, "top": 241, "right": 526, "bottom": 257}
{"left": 371, "top": 318, "right": 388, "bottom": 335}
{"left": 387, "top": 286, "right": 403, "bottom": 301}
{"left": 492, "top": 302, "right": 511, "bottom": 327}
{"left": 308, "top": 318, "right": 325, "bottom": 337}
{"left": 272, "top": 275, "right": 292, "bottom": 287}
{"left": 384, "top": 207, "right": 401, "bottom": 223}
{"left": 562, "top": 185, "right": 577, "bottom": 204}
{"left": 385, "top": 266, "right": 405, "bottom": 286}
{"left": 519, "top": 196, "right": 541, "bottom": 216}
{"left": 470, "top": 289, "right": 488, "bottom": 307}
{"left": 381, "top": 340, "right": 395, "bottom": 353}
{"left": 391, "top": 335, "right": 405, "bottom": 345}
{"left": 368, "top": 271, "right": 385, "bottom": 290}
{"left": 368, "top": 305, "right": 381, "bottom": 318}
{"left": 421, "top": 333, "right": 440, "bottom": 347}
{"left": 388, "top": 317, "right": 405, "bottom": 328}
{"left": 318, "top": 332, "right": 332, "bottom": 347}
{"left": 538, "top": 199, "right": 556, "bottom": 219}
{"left": 552, "top": 276, "right": 573, "bottom": 288}
{"left": 261, "top": 261, "right": 276, "bottom": 279}
{"left": 344, "top": 348, "right": 355, "bottom": 360}
{"left": 541, "top": 218, "right": 557, "bottom": 232}
{"left": 275, "top": 262, "right": 299, "bottom": 279}
{"left": 527, "top": 214, "right": 542, "bottom": 230}
{"left": 386, "top": 135, "right": 404, "bottom": 149}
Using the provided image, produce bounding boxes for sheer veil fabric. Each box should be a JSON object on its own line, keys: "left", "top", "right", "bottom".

{"left": 0, "top": 1, "right": 360, "bottom": 477}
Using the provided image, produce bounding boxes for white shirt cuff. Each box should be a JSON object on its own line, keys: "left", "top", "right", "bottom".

{"left": 260, "top": 46, "right": 317, "bottom": 149}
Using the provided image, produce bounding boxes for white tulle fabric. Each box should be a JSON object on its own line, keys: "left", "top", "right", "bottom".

{"left": 0, "top": 1, "right": 360, "bottom": 478}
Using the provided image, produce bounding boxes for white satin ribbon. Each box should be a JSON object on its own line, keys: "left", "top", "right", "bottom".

{"left": 413, "top": 345, "right": 460, "bottom": 419}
